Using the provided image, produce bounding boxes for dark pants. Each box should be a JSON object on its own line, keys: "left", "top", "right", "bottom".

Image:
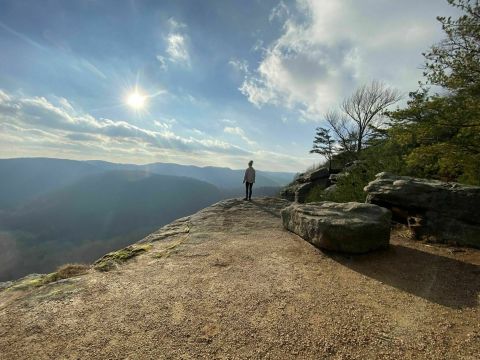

{"left": 245, "top": 182, "right": 253, "bottom": 199}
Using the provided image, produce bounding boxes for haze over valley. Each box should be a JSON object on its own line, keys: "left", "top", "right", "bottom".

{"left": 0, "top": 157, "right": 294, "bottom": 281}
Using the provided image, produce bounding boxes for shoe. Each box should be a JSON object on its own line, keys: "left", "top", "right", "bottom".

{"left": 243, "top": 197, "right": 248, "bottom": 200}
{"left": 248, "top": 198, "right": 252, "bottom": 201}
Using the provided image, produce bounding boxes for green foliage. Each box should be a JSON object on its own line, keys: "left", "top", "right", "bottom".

{"left": 327, "top": 168, "right": 372, "bottom": 203}
{"left": 306, "top": 143, "right": 407, "bottom": 204}
{"left": 310, "top": 127, "right": 336, "bottom": 171}
{"left": 304, "top": 1, "right": 480, "bottom": 205}
{"left": 329, "top": 151, "right": 358, "bottom": 171}
{"left": 423, "top": 0, "right": 480, "bottom": 92}
{"left": 305, "top": 125, "right": 415, "bottom": 203}
{"left": 313, "top": 0, "right": 480, "bottom": 202}
{"left": 387, "top": 86, "right": 480, "bottom": 184}
{"left": 392, "top": 0, "right": 480, "bottom": 184}
{"left": 305, "top": 168, "right": 372, "bottom": 204}
{"left": 304, "top": 184, "right": 327, "bottom": 203}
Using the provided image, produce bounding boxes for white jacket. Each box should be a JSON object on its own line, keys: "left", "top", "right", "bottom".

{"left": 244, "top": 167, "right": 256, "bottom": 183}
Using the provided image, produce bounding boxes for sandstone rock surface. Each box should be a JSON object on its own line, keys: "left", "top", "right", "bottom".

{"left": 365, "top": 172, "right": 480, "bottom": 248}
{"left": 1, "top": 197, "right": 479, "bottom": 359}
{"left": 282, "top": 201, "right": 391, "bottom": 253}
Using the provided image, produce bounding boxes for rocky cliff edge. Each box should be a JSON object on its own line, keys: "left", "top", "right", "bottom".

{"left": 0, "top": 197, "right": 479, "bottom": 359}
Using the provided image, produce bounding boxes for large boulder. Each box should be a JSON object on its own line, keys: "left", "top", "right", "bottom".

{"left": 280, "top": 167, "right": 330, "bottom": 203}
{"left": 281, "top": 202, "right": 391, "bottom": 253}
{"left": 364, "top": 172, "right": 480, "bottom": 248}
{"left": 305, "top": 167, "right": 330, "bottom": 182}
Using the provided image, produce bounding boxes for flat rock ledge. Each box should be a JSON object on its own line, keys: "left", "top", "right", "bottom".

{"left": 281, "top": 201, "right": 391, "bottom": 253}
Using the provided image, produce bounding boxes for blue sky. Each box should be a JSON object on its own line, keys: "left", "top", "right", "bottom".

{"left": 0, "top": 0, "right": 458, "bottom": 171}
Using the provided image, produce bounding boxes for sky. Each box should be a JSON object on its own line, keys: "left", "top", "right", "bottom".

{"left": 0, "top": 0, "right": 460, "bottom": 172}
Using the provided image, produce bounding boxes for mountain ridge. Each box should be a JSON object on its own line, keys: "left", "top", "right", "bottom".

{"left": 0, "top": 170, "right": 223, "bottom": 281}
{"left": 0, "top": 157, "right": 295, "bottom": 210}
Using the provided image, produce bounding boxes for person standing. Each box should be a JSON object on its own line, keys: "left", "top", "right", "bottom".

{"left": 243, "top": 160, "right": 255, "bottom": 201}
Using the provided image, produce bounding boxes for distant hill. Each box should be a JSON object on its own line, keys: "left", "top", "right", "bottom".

{"left": 139, "top": 162, "right": 293, "bottom": 189}
{"left": 0, "top": 158, "right": 295, "bottom": 209}
{"left": 85, "top": 160, "right": 294, "bottom": 188}
{"left": 0, "top": 170, "right": 223, "bottom": 281}
{"left": 0, "top": 158, "right": 102, "bottom": 209}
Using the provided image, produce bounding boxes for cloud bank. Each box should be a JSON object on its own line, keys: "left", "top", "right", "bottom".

{"left": 0, "top": 89, "right": 249, "bottom": 162}
{"left": 240, "top": 0, "right": 448, "bottom": 120}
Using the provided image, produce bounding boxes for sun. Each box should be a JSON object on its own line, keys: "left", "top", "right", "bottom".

{"left": 126, "top": 91, "right": 146, "bottom": 109}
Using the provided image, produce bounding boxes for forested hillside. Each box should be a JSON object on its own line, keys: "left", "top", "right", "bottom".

{"left": 307, "top": 0, "right": 480, "bottom": 203}
{"left": 0, "top": 171, "right": 223, "bottom": 281}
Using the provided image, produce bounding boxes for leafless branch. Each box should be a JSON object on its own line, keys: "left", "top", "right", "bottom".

{"left": 339, "top": 80, "right": 402, "bottom": 152}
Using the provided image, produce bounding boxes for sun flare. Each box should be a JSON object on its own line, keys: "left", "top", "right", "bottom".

{"left": 126, "top": 91, "right": 146, "bottom": 109}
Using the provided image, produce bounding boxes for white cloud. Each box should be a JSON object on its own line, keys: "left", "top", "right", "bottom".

{"left": 153, "top": 120, "right": 171, "bottom": 129}
{"left": 78, "top": 58, "right": 107, "bottom": 79}
{"left": 156, "top": 55, "right": 168, "bottom": 70}
{"left": 159, "top": 18, "right": 190, "bottom": 67}
{"left": 251, "top": 39, "right": 264, "bottom": 52}
{"left": 192, "top": 128, "right": 204, "bottom": 136}
{"left": 240, "top": 0, "right": 453, "bottom": 121}
{"left": 0, "top": 91, "right": 315, "bottom": 170}
{"left": 167, "top": 17, "right": 186, "bottom": 31}
{"left": 0, "top": 89, "right": 249, "bottom": 160}
{"left": 221, "top": 118, "right": 237, "bottom": 125}
{"left": 166, "top": 33, "right": 190, "bottom": 65}
{"left": 228, "top": 58, "right": 249, "bottom": 74}
{"left": 224, "top": 126, "right": 256, "bottom": 146}
{"left": 250, "top": 149, "right": 317, "bottom": 172}
{"left": 269, "top": 1, "right": 289, "bottom": 22}
{"left": 155, "top": 18, "right": 191, "bottom": 69}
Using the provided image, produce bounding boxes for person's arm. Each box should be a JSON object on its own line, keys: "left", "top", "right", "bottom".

{"left": 243, "top": 169, "right": 247, "bottom": 183}
{"left": 252, "top": 169, "right": 256, "bottom": 183}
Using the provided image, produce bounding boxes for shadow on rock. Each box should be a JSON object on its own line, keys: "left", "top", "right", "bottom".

{"left": 328, "top": 244, "right": 480, "bottom": 309}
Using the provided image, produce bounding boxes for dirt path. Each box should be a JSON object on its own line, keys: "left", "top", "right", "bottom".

{"left": 0, "top": 198, "right": 479, "bottom": 359}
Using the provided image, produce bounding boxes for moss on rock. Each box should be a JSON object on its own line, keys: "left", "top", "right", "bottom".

{"left": 94, "top": 244, "right": 152, "bottom": 272}
{"left": 3, "top": 264, "right": 90, "bottom": 292}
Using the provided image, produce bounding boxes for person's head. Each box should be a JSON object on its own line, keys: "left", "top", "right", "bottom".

{"left": 248, "top": 160, "right": 253, "bottom": 167}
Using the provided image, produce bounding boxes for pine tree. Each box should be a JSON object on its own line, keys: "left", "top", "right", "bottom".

{"left": 423, "top": 0, "right": 480, "bottom": 93}
{"left": 387, "top": 0, "right": 480, "bottom": 183}
{"left": 310, "top": 127, "right": 336, "bottom": 172}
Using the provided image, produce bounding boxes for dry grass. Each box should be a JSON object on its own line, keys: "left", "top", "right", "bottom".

{"left": 41, "top": 264, "right": 90, "bottom": 285}
{"left": 56, "top": 263, "right": 90, "bottom": 279}
{"left": 5, "top": 264, "right": 90, "bottom": 292}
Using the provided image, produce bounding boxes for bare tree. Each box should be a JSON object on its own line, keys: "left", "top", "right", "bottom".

{"left": 324, "top": 111, "right": 357, "bottom": 154}
{"left": 326, "top": 81, "right": 401, "bottom": 153}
